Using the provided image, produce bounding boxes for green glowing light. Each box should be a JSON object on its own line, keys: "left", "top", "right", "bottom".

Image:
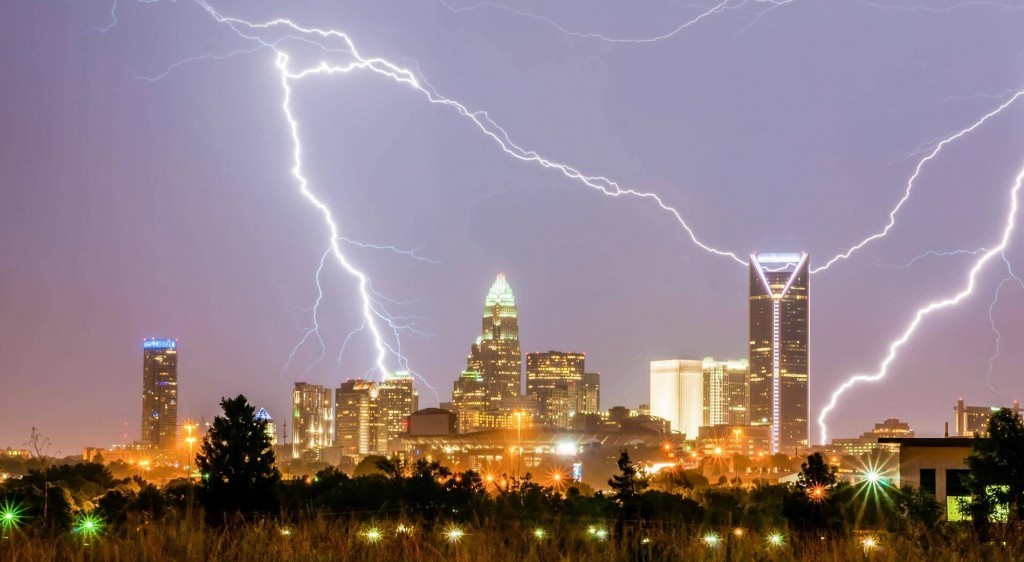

{"left": 533, "top": 528, "right": 546, "bottom": 539}
{"left": 446, "top": 527, "right": 465, "bottom": 543}
{"left": 702, "top": 533, "right": 720, "bottom": 547}
{"left": 362, "top": 527, "right": 383, "bottom": 543}
{"left": 0, "top": 500, "right": 25, "bottom": 531}
{"left": 73, "top": 513, "right": 104, "bottom": 539}
{"left": 766, "top": 532, "right": 785, "bottom": 547}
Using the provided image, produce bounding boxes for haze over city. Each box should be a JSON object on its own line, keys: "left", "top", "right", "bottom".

{"left": 3, "top": 0, "right": 1024, "bottom": 455}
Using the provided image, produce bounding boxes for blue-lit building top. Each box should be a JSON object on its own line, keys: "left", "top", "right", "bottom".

{"left": 143, "top": 339, "right": 177, "bottom": 350}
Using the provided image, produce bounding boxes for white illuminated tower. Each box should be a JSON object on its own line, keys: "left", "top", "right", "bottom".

{"left": 649, "top": 359, "right": 704, "bottom": 438}
{"left": 749, "top": 253, "right": 809, "bottom": 454}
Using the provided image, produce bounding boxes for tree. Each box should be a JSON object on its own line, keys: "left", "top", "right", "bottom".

{"left": 196, "top": 395, "right": 280, "bottom": 517}
{"left": 964, "top": 408, "right": 1024, "bottom": 534}
{"left": 608, "top": 451, "right": 647, "bottom": 498}
{"left": 795, "top": 452, "right": 837, "bottom": 494}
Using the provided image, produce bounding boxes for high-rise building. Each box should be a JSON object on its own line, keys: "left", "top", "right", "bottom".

{"left": 451, "top": 370, "right": 488, "bottom": 433}
{"left": 254, "top": 408, "right": 277, "bottom": 446}
{"left": 378, "top": 371, "right": 419, "bottom": 450}
{"left": 954, "top": 398, "right": 1021, "bottom": 436}
{"left": 466, "top": 274, "right": 522, "bottom": 407}
{"left": 292, "top": 382, "right": 332, "bottom": 460}
{"left": 526, "top": 350, "right": 585, "bottom": 428}
{"left": 580, "top": 372, "right": 600, "bottom": 415}
{"left": 701, "top": 358, "right": 750, "bottom": 427}
{"left": 649, "top": 359, "right": 704, "bottom": 438}
{"left": 335, "top": 379, "right": 385, "bottom": 457}
{"left": 749, "top": 252, "right": 810, "bottom": 453}
{"left": 141, "top": 339, "right": 178, "bottom": 450}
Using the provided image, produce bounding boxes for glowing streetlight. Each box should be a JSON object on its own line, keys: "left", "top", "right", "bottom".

{"left": 362, "top": 527, "right": 383, "bottom": 543}
{"left": 533, "top": 528, "right": 546, "bottom": 539}
{"left": 0, "top": 500, "right": 25, "bottom": 532}
{"left": 73, "top": 512, "right": 104, "bottom": 541}
{"left": 702, "top": 532, "right": 720, "bottom": 547}
{"left": 733, "top": 527, "right": 744, "bottom": 537}
{"left": 766, "top": 532, "right": 785, "bottom": 547}
{"left": 861, "top": 536, "right": 879, "bottom": 551}
{"left": 807, "top": 485, "right": 827, "bottom": 502}
{"left": 445, "top": 526, "right": 465, "bottom": 543}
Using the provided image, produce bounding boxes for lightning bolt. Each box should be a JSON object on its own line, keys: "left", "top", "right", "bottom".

{"left": 339, "top": 237, "right": 441, "bottom": 265}
{"left": 439, "top": 0, "right": 796, "bottom": 43}
{"left": 281, "top": 248, "right": 330, "bottom": 377}
{"left": 818, "top": 160, "right": 1024, "bottom": 444}
{"left": 91, "top": 0, "right": 120, "bottom": 33}
{"left": 876, "top": 248, "right": 988, "bottom": 268}
{"left": 811, "top": 90, "right": 1024, "bottom": 274}
{"left": 859, "top": 0, "right": 1024, "bottom": 14}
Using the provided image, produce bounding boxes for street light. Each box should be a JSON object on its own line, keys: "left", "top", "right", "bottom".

{"left": 184, "top": 422, "right": 198, "bottom": 481}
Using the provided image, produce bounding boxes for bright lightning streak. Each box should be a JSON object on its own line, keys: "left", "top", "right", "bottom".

{"left": 818, "top": 160, "right": 1024, "bottom": 444}
{"left": 273, "top": 50, "right": 393, "bottom": 378}
{"left": 812, "top": 90, "right": 1024, "bottom": 274}
{"left": 199, "top": 7, "right": 747, "bottom": 265}
{"left": 876, "top": 248, "right": 988, "bottom": 268}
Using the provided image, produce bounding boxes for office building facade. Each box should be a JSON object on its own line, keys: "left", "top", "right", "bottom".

{"left": 649, "top": 359, "right": 704, "bottom": 438}
{"left": 749, "top": 252, "right": 809, "bottom": 453}
{"left": 292, "top": 382, "right": 332, "bottom": 460}
{"left": 335, "top": 379, "right": 386, "bottom": 457}
{"left": 141, "top": 339, "right": 178, "bottom": 450}
{"left": 378, "top": 371, "right": 419, "bottom": 450}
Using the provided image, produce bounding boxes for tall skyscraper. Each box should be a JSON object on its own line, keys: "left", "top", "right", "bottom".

{"left": 526, "top": 350, "right": 586, "bottom": 428}
{"left": 701, "top": 358, "right": 750, "bottom": 428}
{"left": 335, "top": 379, "right": 385, "bottom": 457}
{"left": 649, "top": 359, "right": 704, "bottom": 438}
{"left": 466, "top": 274, "right": 522, "bottom": 407}
{"left": 451, "top": 370, "right": 487, "bottom": 433}
{"left": 292, "top": 382, "right": 332, "bottom": 460}
{"left": 378, "top": 371, "right": 419, "bottom": 450}
{"left": 141, "top": 339, "right": 178, "bottom": 450}
{"left": 254, "top": 407, "right": 277, "bottom": 446}
{"left": 580, "top": 372, "right": 601, "bottom": 415}
{"left": 749, "top": 252, "right": 809, "bottom": 453}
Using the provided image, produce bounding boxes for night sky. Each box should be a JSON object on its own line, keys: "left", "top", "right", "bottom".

{"left": 3, "top": 0, "right": 1024, "bottom": 455}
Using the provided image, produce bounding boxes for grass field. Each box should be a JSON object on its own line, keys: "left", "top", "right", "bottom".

{"left": 2, "top": 516, "right": 1022, "bottom": 562}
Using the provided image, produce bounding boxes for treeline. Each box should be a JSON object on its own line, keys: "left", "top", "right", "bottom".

{"left": 2, "top": 396, "right": 1022, "bottom": 544}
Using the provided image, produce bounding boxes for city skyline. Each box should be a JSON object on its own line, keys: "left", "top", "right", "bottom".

{"left": 4, "top": 1, "right": 1024, "bottom": 455}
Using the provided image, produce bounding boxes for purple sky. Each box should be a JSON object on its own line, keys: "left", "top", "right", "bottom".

{"left": 3, "top": 0, "right": 1024, "bottom": 455}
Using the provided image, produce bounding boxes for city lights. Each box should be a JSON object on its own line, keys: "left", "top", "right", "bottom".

{"left": 807, "top": 485, "right": 827, "bottom": 502}
{"left": 445, "top": 526, "right": 465, "bottom": 543}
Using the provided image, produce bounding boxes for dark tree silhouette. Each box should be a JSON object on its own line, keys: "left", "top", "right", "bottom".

{"left": 608, "top": 450, "right": 647, "bottom": 498}
{"left": 964, "top": 408, "right": 1024, "bottom": 535}
{"left": 796, "top": 452, "right": 837, "bottom": 493}
{"left": 196, "top": 395, "right": 280, "bottom": 517}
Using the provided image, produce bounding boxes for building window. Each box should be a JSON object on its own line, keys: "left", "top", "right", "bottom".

{"left": 920, "top": 468, "right": 936, "bottom": 496}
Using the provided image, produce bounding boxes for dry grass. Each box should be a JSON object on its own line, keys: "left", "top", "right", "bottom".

{"left": 0, "top": 517, "right": 1019, "bottom": 561}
